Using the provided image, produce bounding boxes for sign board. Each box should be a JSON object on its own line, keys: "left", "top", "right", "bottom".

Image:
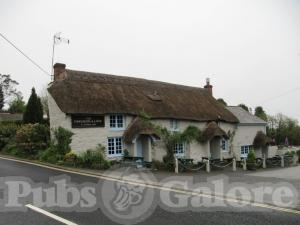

{"left": 71, "top": 115, "right": 105, "bottom": 128}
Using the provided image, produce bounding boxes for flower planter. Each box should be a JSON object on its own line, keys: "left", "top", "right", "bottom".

{"left": 247, "top": 162, "right": 257, "bottom": 171}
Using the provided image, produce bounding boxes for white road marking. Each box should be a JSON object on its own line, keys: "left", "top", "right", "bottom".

{"left": 1, "top": 156, "right": 300, "bottom": 216}
{"left": 26, "top": 204, "right": 78, "bottom": 225}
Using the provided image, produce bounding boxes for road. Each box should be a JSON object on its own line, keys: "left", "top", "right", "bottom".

{"left": 0, "top": 158, "right": 299, "bottom": 225}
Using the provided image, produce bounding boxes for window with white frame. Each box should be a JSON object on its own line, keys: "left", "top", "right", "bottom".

{"left": 174, "top": 142, "right": 185, "bottom": 157}
{"left": 240, "top": 145, "right": 253, "bottom": 158}
{"left": 110, "top": 115, "right": 124, "bottom": 129}
{"left": 221, "top": 138, "right": 228, "bottom": 151}
{"left": 107, "top": 137, "right": 123, "bottom": 156}
{"left": 170, "top": 119, "right": 179, "bottom": 131}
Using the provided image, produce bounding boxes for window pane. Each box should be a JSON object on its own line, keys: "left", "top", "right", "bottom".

{"left": 174, "top": 143, "right": 184, "bottom": 155}
{"left": 110, "top": 115, "right": 116, "bottom": 128}
{"left": 108, "top": 137, "right": 122, "bottom": 156}
{"left": 108, "top": 138, "right": 115, "bottom": 155}
{"left": 115, "top": 137, "right": 122, "bottom": 154}
{"left": 117, "top": 115, "right": 123, "bottom": 128}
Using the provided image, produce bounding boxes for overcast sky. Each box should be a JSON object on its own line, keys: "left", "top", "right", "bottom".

{"left": 1, "top": 0, "right": 300, "bottom": 121}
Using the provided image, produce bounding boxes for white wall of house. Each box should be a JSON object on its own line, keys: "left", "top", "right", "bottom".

{"left": 232, "top": 124, "right": 266, "bottom": 160}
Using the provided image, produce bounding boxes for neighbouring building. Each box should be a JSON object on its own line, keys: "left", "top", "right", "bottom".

{"left": 226, "top": 106, "right": 270, "bottom": 160}
{"left": 48, "top": 63, "right": 269, "bottom": 162}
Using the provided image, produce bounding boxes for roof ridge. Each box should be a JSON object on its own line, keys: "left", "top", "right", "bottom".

{"left": 66, "top": 69, "right": 206, "bottom": 91}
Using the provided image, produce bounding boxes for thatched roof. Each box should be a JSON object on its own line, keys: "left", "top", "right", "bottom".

{"left": 202, "top": 122, "right": 228, "bottom": 141}
{"left": 123, "top": 118, "right": 159, "bottom": 143}
{"left": 48, "top": 69, "right": 238, "bottom": 123}
{"left": 253, "top": 131, "right": 272, "bottom": 148}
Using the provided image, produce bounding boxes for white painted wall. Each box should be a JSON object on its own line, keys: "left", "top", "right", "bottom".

{"left": 232, "top": 124, "right": 266, "bottom": 160}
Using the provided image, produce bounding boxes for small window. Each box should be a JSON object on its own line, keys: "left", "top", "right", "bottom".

{"left": 110, "top": 115, "right": 124, "bottom": 129}
{"left": 107, "top": 137, "right": 123, "bottom": 156}
{"left": 221, "top": 139, "right": 228, "bottom": 152}
{"left": 170, "top": 120, "right": 179, "bottom": 131}
{"left": 240, "top": 145, "right": 253, "bottom": 158}
{"left": 174, "top": 142, "right": 185, "bottom": 157}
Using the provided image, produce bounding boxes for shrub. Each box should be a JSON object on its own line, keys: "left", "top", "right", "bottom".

{"left": 15, "top": 123, "right": 50, "bottom": 156}
{"left": 76, "top": 145, "right": 110, "bottom": 170}
{"left": 123, "top": 149, "right": 129, "bottom": 158}
{"left": 64, "top": 151, "right": 77, "bottom": 162}
{"left": 52, "top": 127, "right": 73, "bottom": 156}
{"left": 39, "top": 127, "right": 73, "bottom": 163}
{"left": 285, "top": 151, "right": 296, "bottom": 157}
{"left": 3, "top": 144, "right": 27, "bottom": 158}
{"left": 247, "top": 150, "right": 256, "bottom": 164}
{"left": 0, "top": 122, "right": 19, "bottom": 150}
{"left": 39, "top": 147, "right": 58, "bottom": 164}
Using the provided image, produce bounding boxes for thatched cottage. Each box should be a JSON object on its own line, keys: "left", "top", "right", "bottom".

{"left": 48, "top": 63, "right": 270, "bottom": 162}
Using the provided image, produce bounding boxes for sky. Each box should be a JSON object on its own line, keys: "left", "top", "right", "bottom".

{"left": 1, "top": 0, "right": 300, "bottom": 121}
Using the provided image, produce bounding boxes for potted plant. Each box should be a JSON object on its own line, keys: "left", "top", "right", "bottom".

{"left": 247, "top": 150, "right": 256, "bottom": 170}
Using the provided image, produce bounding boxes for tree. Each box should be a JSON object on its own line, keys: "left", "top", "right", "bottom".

{"left": 254, "top": 106, "right": 268, "bottom": 121}
{"left": 23, "top": 88, "right": 43, "bottom": 123}
{"left": 0, "top": 74, "right": 20, "bottom": 110}
{"left": 266, "top": 113, "right": 300, "bottom": 146}
{"left": 217, "top": 98, "right": 227, "bottom": 106}
{"left": 8, "top": 95, "right": 26, "bottom": 113}
{"left": 0, "top": 86, "right": 4, "bottom": 110}
{"left": 238, "top": 103, "right": 249, "bottom": 112}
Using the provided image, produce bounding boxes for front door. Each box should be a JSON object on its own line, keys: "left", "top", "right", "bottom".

{"left": 136, "top": 137, "right": 143, "bottom": 157}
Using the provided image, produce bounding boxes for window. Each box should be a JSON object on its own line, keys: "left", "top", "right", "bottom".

{"left": 107, "top": 137, "right": 123, "bottom": 156}
{"left": 170, "top": 120, "right": 179, "bottom": 131}
{"left": 110, "top": 115, "right": 124, "bottom": 129}
{"left": 221, "top": 139, "right": 228, "bottom": 152}
{"left": 240, "top": 145, "right": 253, "bottom": 158}
{"left": 174, "top": 142, "right": 185, "bottom": 157}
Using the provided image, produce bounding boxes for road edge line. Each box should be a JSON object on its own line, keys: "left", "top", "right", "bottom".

{"left": 25, "top": 204, "right": 78, "bottom": 225}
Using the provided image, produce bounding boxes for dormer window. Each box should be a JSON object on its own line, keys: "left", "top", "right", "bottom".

{"left": 170, "top": 119, "right": 179, "bottom": 131}
{"left": 147, "top": 91, "right": 162, "bottom": 101}
{"left": 110, "top": 115, "right": 124, "bottom": 129}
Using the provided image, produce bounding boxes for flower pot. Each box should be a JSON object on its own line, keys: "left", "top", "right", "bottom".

{"left": 247, "top": 162, "right": 256, "bottom": 171}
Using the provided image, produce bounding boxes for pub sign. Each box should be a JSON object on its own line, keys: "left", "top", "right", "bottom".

{"left": 71, "top": 115, "right": 105, "bottom": 128}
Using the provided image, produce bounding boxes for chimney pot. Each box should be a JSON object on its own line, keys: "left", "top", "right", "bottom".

{"left": 53, "top": 63, "right": 67, "bottom": 81}
{"left": 204, "top": 77, "right": 213, "bottom": 96}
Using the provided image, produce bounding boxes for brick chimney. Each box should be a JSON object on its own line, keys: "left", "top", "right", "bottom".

{"left": 53, "top": 63, "right": 67, "bottom": 81}
{"left": 204, "top": 78, "right": 213, "bottom": 96}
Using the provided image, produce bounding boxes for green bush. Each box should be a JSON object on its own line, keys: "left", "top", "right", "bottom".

{"left": 15, "top": 123, "right": 50, "bottom": 156}
{"left": 39, "top": 127, "right": 73, "bottom": 163}
{"left": 53, "top": 127, "right": 73, "bottom": 156}
{"left": 123, "top": 149, "right": 129, "bottom": 158}
{"left": 76, "top": 145, "right": 110, "bottom": 170}
{"left": 3, "top": 144, "right": 27, "bottom": 158}
{"left": 39, "top": 148, "right": 58, "bottom": 163}
{"left": 0, "top": 122, "right": 19, "bottom": 150}
{"left": 285, "top": 151, "right": 296, "bottom": 157}
{"left": 247, "top": 150, "right": 256, "bottom": 164}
